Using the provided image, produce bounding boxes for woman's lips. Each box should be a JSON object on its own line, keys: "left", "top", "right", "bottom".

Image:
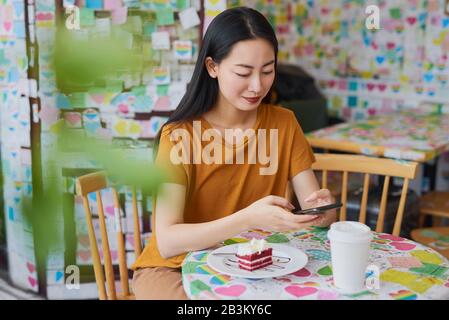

{"left": 243, "top": 97, "right": 261, "bottom": 104}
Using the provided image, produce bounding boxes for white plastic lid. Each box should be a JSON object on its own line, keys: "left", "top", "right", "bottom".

{"left": 327, "top": 221, "right": 373, "bottom": 243}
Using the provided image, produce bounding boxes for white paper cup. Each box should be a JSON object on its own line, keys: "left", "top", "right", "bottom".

{"left": 327, "top": 221, "right": 373, "bottom": 293}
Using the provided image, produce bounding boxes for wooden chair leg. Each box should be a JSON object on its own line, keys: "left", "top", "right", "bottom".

{"left": 433, "top": 216, "right": 441, "bottom": 227}
{"left": 418, "top": 213, "right": 426, "bottom": 228}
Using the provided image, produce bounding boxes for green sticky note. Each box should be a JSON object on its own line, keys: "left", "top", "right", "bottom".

{"left": 156, "top": 7, "right": 174, "bottom": 26}
{"left": 344, "top": 290, "right": 375, "bottom": 298}
{"left": 88, "top": 87, "right": 105, "bottom": 94}
{"left": 143, "top": 22, "right": 156, "bottom": 36}
{"left": 80, "top": 8, "right": 95, "bottom": 26}
{"left": 176, "top": 0, "right": 189, "bottom": 10}
{"left": 106, "top": 80, "right": 123, "bottom": 92}
{"left": 390, "top": 8, "right": 401, "bottom": 19}
{"left": 317, "top": 265, "right": 333, "bottom": 276}
{"left": 132, "top": 85, "right": 146, "bottom": 96}
{"left": 223, "top": 238, "right": 248, "bottom": 245}
{"left": 265, "top": 233, "right": 289, "bottom": 243}
{"left": 190, "top": 280, "right": 211, "bottom": 296}
{"left": 410, "top": 263, "right": 449, "bottom": 279}
{"left": 156, "top": 84, "right": 169, "bottom": 96}
{"left": 182, "top": 261, "right": 205, "bottom": 274}
{"left": 69, "top": 93, "right": 87, "bottom": 108}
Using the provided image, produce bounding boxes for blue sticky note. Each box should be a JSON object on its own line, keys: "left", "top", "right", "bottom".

{"left": 423, "top": 73, "right": 434, "bottom": 83}
{"left": 349, "top": 81, "right": 358, "bottom": 91}
{"left": 12, "top": 1, "right": 25, "bottom": 18}
{"left": 55, "top": 271, "right": 64, "bottom": 282}
{"left": 86, "top": 0, "right": 103, "bottom": 9}
{"left": 0, "top": 49, "right": 10, "bottom": 65}
{"left": 56, "top": 93, "right": 72, "bottom": 110}
{"left": 8, "top": 68, "right": 20, "bottom": 83}
{"left": 443, "top": 18, "right": 449, "bottom": 28}
{"left": 8, "top": 207, "right": 15, "bottom": 221}
{"left": 348, "top": 96, "right": 358, "bottom": 107}
{"left": 355, "top": 112, "right": 365, "bottom": 120}
{"left": 13, "top": 21, "right": 26, "bottom": 38}
{"left": 84, "top": 122, "right": 101, "bottom": 135}
{"left": 134, "top": 95, "right": 153, "bottom": 112}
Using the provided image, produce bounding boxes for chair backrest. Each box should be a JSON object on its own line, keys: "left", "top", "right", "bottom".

{"left": 312, "top": 153, "right": 418, "bottom": 236}
{"left": 76, "top": 171, "right": 143, "bottom": 300}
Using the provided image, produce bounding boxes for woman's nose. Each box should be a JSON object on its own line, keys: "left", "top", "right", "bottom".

{"left": 248, "top": 75, "right": 262, "bottom": 94}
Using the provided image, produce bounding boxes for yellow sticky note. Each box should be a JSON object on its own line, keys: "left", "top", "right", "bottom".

{"left": 50, "top": 119, "right": 64, "bottom": 134}
{"left": 381, "top": 269, "right": 419, "bottom": 285}
{"left": 129, "top": 121, "right": 142, "bottom": 135}
{"left": 407, "top": 277, "right": 443, "bottom": 294}
{"left": 381, "top": 269, "right": 443, "bottom": 294}
{"left": 411, "top": 250, "right": 443, "bottom": 265}
{"left": 114, "top": 119, "right": 128, "bottom": 136}
{"left": 399, "top": 74, "right": 410, "bottom": 84}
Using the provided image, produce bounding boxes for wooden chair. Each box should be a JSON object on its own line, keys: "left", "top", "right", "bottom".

{"left": 311, "top": 153, "right": 418, "bottom": 236}
{"left": 76, "top": 171, "right": 143, "bottom": 300}
{"left": 416, "top": 192, "right": 449, "bottom": 227}
{"left": 410, "top": 192, "right": 449, "bottom": 256}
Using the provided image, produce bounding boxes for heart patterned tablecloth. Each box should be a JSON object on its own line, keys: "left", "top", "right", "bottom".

{"left": 182, "top": 227, "right": 449, "bottom": 300}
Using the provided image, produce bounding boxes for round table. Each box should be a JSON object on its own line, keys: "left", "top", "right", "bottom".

{"left": 411, "top": 227, "right": 449, "bottom": 259}
{"left": 182, "top": 227, "right": 449, "bottom": 300}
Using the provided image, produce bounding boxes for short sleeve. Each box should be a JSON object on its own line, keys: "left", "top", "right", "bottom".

{"left": 289, "top": 114, "right": 316, "bottom": 179}
{"left": 155, "top": 125, "right": 189, "bottom": 186}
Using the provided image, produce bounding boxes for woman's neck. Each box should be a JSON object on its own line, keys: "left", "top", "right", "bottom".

{"left": 203, "top": 95, "right": 258, "bottom": 130}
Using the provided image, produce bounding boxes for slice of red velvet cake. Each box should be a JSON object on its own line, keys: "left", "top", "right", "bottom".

{"left": 236, "top": 238, "right": 272, "bottom": 271}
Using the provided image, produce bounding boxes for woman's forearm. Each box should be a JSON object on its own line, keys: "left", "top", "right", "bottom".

{"left": 157, "top": 209, "right": 250, "bottom": 258}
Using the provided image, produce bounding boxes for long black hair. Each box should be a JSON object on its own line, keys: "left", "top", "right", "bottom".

{"left": 154, "top": 7, "right": 278, "bottom": 150}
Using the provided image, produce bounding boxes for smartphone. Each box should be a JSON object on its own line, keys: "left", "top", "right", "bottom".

{"left": 292, "top": 202, "right": 343, "bottom": 215}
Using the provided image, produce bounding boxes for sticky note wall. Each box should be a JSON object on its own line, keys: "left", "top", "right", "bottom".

{"left": 0, "top": 0, "right": 38, "bottom": 293}
{"left": 211, "top": 0, "right": 449, "bottom": 121}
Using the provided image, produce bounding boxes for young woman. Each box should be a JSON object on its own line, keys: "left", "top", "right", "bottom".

{"left": 132, "top": 7, "right": 336, "bottom": 299}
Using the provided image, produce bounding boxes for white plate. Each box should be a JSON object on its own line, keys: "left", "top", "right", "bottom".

{"left": 206, "top": 243, "right": 308, "bottom": 279}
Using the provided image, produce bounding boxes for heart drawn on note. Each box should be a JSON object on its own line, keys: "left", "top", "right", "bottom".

{"left": 285, "top": 285, "right": 318, "bottom": 298}
{"left": 214, "top": 285, "right": 246, "bottom": 297}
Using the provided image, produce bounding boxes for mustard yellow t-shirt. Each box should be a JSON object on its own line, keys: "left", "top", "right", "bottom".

{"left": 132, "top": 103, "right": 315, "bottom": 269}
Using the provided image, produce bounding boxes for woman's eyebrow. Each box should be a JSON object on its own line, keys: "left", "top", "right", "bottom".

{"left": 234, "top": 60, "right": 275, "bottom": 69}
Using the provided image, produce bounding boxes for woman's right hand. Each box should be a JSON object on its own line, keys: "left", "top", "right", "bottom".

{"left": 240, "top": 195, "right": 320, "bottom": 232}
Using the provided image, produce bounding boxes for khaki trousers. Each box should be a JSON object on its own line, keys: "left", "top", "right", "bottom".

{"left": 132, "top": 267, "right": 188, "bottom": 300}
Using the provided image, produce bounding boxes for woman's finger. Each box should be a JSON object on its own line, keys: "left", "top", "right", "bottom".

{"left": 280, "top": 209, "right": 320, "bottom": 223}
{"left": 304, "top": 189, "right": 332, "bottom": 203}
{"left": 266, "top": 195, "right": 295, "bottom": 209}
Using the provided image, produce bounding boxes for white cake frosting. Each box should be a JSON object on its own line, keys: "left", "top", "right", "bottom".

{"left": 237, "top": 238, "right": 270, "bottom": 256}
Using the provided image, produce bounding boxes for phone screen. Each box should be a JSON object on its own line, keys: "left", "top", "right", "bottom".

{"left": 292, "top": 202, "right": 343, "bottom": 215}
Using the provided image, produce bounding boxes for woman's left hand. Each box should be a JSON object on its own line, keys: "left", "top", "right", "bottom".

{"left": 303, "top": 189, "right": 337, "bottom": 227}
{"left": 304, "top": 188, "right": 334, "bottom": 206}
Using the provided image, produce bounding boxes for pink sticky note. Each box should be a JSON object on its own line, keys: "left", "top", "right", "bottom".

{"left": 153, "top": 96, "right": 170, "bottom": 111}
{"left": 104, "top": 0, "right": 119, "bottom": 10}
{"left": 388, "top": 256, "right": 423, "bottom": 268}
{"left": 111, "top": 6, "right": 127, "bottom": 25}
{"left": 39, "top": 104, "right": 60, "bottom": 126}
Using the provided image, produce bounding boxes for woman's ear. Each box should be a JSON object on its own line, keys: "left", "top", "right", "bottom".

{"left": 205, "top": 57, "right": 218, "bottom": 78}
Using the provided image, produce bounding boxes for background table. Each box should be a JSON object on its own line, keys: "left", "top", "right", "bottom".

{"left": 182, "top": 227, "right": 449, "bottom": 300}
{"left": 306, "top": 110, "right": 449, "bottom": 163}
